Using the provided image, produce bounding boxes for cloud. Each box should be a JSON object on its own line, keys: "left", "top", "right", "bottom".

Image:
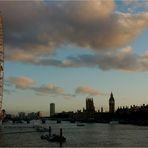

{"left": 75, "top": 85, "right": 101, "bottom": 96}
{"left": 30, "top": 84, "right": 76, "bottom": 99}
{"left": 7, "top": 76, "right": 35, "bottom": 89}
{"left": 31, "top": 84, "right": 64, "bottom": 96}
{"left": 1, "top": 0, "right": 148, "bottom": 65}
{"left": 8, "top": 46, "right": 148, "bottom": 72}
{"left": 6, "top": 49, "right": 34, "bottom": 61}
{"left": 123, "top": 0, "right": 148, "bottom": 9}
{"left": 6, "top": 76, "right": 69, "bottom": 97}
{"left": 1, "top": 0, "right": 114, "bottom": 54}
{"left": 6, "top": 76, "right": 106, "bottom": 98}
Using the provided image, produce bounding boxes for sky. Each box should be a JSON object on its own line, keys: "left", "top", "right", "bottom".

{"left": 0, "top": 0, "right": 148, "bottom": 115}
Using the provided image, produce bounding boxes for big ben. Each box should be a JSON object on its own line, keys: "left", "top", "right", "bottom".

{"left": 109, "top": 92, "right": 115, "bottom": 113}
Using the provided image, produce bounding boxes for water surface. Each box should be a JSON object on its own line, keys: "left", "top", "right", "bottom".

{"left": 1, "top": 121, "right": 148, "bottom": 147}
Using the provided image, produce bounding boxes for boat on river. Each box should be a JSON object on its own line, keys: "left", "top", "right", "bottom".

{"left": 77, "top": 123, "right": 85, "bottom": 126}
{"left": 109, "top": 121, "right": 119, "bottom": 124}
{"left": 41, "top": 134, "right": 66, "bottom": 142}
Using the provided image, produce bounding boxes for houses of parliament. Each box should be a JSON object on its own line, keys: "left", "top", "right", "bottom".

{"left": 51, "top": 92, "right": 117, "bottom": 123}
{"left": 85, "top": 92, "right": 115, "bottom": 113}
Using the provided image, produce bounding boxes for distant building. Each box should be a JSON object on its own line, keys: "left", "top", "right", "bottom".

{"left": 109, "top": 92, "right": 115, "bottom": 113}
{"left": 27, "top": 112, "right": 36, "bottom": 120}
{"left": 50, "top": 103, "right": 55, "bottom": 117}
{"left": 101, "top": 107, "right": 103, "bottom": 113}
{"left": 36, "top": 111, "right": 42, "bottom": 119}
{"left": 18, "top": 112, "right": 26, "bottom": 119}
{"left": 86, "top": 98, "right": 95, "bottom": 112}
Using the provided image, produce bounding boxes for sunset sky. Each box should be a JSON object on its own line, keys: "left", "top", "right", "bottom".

{"left": 1, "top": 0, "right": 148, "bottom": 115}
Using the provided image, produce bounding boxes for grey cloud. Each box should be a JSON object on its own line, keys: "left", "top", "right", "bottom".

{"left": 14, "top": 47, "right": 148, "bottom": 72}
{"left": 31, "top": 85, "right": 76, "bottom": 99}
{"left": 31, "top": 84, "right": 64, "bottom": 96}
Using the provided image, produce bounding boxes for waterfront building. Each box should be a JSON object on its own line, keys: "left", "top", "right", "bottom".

{"left": 36, "top": 111, "right": 42, "bottom": 119}
{"left": 50, "top": 103, "right": 55, "bottom": 117}
{"left": 101, "top": 107, "right": 103, "bottom": 113}
{"left": 27, "top": 112, "right": 36, "bottom": 120}
{"left": 18, "top": 112, "right": 26, "bottom": 119}
{"left": 109, "top": 92, "right": 115, "bottom": 113}
{"left": 86, "top": 98, "right": 95, "bottom": 112}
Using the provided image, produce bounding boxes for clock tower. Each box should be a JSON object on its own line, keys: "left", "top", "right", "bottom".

{"left": 109, "top": 92, "right": 115, "bottom": 113}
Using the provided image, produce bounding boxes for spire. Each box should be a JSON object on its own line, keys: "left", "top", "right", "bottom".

{"left": 111, "top": 92, "right": 113, "bottom": 97}
{"left": 109, "top": 92, "right": 115, "bottom": 113}
{"left": 109, "top": 92, "right": 114, "bottom": 101}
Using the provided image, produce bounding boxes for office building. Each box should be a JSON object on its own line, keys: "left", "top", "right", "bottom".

{"left": 50, "top": 103, "right": 55, "bottom": 117}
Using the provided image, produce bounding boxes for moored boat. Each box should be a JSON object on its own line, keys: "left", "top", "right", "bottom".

{"left": 57, "top": 120, "right": 61, "bottom": 124}
{"left": 109, "top": 121, "right": 119, "bottom": 124}
{"left": 41, "top": 134, "right": 66, "bottom": 142}
{"left": 77, "top": 123, "right": 85, "bottom": 126}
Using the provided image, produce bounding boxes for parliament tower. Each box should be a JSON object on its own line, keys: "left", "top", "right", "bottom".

{"left": 109, "top": 92, "right": 115, "bottom": 113}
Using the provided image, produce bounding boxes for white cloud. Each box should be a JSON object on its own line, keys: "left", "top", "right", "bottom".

{"left": 6, "top": 76, "right": 67, "bottom": 96}
{"left": 75, "top": 85, "right": 101, "bottom": 96}
{"left": 7, "top": 76, "right": 35, "bottom": 89}
{"left": 6, "top": 75, "right": 106, "bottom": 98}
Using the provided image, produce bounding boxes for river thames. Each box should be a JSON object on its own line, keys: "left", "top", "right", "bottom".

{"left": 1, "top": 121, "right": 148, "bottom": 147}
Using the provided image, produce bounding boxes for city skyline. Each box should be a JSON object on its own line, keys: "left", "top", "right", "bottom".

{"left": 0, "top": 0, "right": 148, "bottom": 115}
